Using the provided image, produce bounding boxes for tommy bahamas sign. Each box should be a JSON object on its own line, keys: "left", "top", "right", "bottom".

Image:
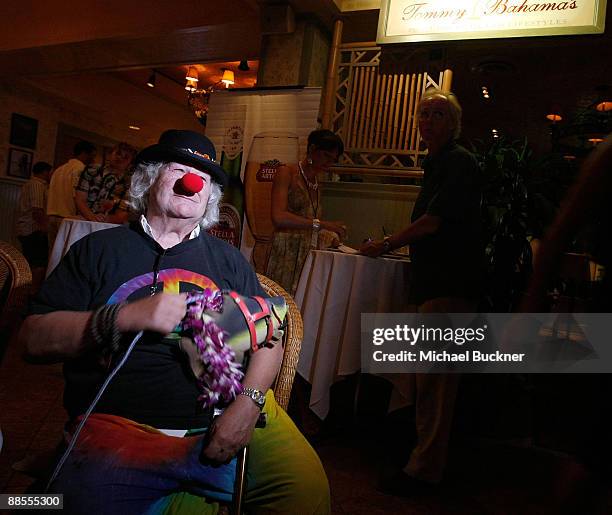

{"left": 377, "top": 0, "right": 607, "bottom": 43}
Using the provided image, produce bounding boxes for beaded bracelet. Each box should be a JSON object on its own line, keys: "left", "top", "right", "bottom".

{"left": 89, "top": 303, "right": 124, "bottom": 355}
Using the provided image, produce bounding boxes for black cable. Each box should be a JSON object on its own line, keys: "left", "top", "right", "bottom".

{"left": 47, "top": 249, "right": 166, "bottom": 490}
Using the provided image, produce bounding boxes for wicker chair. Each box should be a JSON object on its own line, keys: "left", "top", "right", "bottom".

{"left": 0, "top": 241, "right": 32, "bottom": 359}
{"left": 232, "top": 274, "right": 304, "bottom": 514}
{"left": 256, "top": 273, "right": 304, "bottom": 412}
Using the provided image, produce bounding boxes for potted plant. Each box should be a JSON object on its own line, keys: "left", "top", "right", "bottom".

{"left": 475, "top": 137, "right": 534, "bottom": 312}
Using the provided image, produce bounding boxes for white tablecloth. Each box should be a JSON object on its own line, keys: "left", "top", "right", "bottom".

{"left": 47, "top": 218, "right": 118, "bottom": 276}
{"left": 294, "top": 250, "right": 412, "bottom": 419}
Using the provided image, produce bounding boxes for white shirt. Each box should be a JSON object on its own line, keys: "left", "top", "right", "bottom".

{"left": 16, "top": 176, "right": 48, "bottom": 236}
{"left": 140, "top": 215, "right": 201, "bottom": 240}
{"left": 47, "top": 158, "right": 86, "bottom": 217}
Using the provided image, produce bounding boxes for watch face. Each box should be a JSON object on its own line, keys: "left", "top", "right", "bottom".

{"left": 243, "top": 388, "right": 265, "bottom": 408}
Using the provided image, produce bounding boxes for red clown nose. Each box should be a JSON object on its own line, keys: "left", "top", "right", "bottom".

{"left": 180, "top": 173, "right": 204, "bottom": 194}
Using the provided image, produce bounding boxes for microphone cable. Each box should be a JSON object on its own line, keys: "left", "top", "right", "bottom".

{"left": 47, "top": 247, "right": 167, "bottom": 491}
{"left": 45, "top": 330, "right": 144, "bottom": 491}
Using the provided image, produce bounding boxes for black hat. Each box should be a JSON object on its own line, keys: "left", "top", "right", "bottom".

{"left": 135, "top": 130, "right": 228, "bottom": 189}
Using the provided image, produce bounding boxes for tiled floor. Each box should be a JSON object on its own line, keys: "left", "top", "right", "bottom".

{"left": 1, "top": 330, "right": 611, "bottom": 514}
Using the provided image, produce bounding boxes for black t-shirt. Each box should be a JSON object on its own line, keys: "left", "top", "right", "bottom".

{"left": 30, "top": 222, "right": 263, "bottom": 429}
{"left": 409, "top": 141, "right": 484, "bottom": 304}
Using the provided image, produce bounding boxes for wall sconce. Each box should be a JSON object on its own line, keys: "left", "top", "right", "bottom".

{"left": 238, "top": 60, "right": 250, "bottom": 71}
{"left": 545, "top": 104, "right": 563, "bottom": 122}
{"left": 593, "top": 85, "right": 611, "bottom": 112}
{"left": 221, "top": 69, "right": 235, "bottom": 88}
{"left": 596, "top": 101, "right": 612, "bottom": 112}
{"left": 186, "top": 66, "right": 199, "bottom": 82}
{"left": 147, "top": 71, "right": 156, "bottom": 88}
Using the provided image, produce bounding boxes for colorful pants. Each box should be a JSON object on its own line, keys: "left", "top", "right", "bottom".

{"left": 50, "top": 392, "right": 330, "bottom": 514}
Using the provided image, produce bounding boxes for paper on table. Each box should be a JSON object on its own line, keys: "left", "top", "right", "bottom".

{"left": 336, "top": 244, "right": 360, "bottom": 254}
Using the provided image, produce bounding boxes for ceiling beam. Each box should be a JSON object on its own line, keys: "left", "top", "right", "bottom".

{"left": 0, "top": 22, "right": 261, "bottom": 78}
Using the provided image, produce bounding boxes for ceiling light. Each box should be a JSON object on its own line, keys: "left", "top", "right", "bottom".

{"left": 221, "top": 69, "right": 235, "bottom": 88}
{"left": 146, "top": 71, "right": 156, "bottom": 88}
{"left": 588, "top": 137, "right": 604, "bottom": 143}
{"left": 185, "top": 79, "right": 197, "bottom": 92}
{"left": 128, "top": 125, "right": 141, "bottom": 130}
{"left": 186, "top": 66, "right": 199, "bottom": 82}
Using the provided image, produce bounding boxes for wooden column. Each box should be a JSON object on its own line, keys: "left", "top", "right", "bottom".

{"left": 441, "top": 68, "right": 453, "bottom": 92}
{"left": 321, "top": 19, "right": 343, "bottom": 130}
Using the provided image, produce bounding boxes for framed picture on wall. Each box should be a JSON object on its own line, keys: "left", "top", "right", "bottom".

{"left": 6, "top": 147, "right": 33, "bottom": 179}
{"left": 10, "top": 113, "right": 39, "bottom": 149}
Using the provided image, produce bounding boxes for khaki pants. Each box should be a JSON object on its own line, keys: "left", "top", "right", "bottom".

{"left": 403, "top": 297, "right": 477, "bottom": 483}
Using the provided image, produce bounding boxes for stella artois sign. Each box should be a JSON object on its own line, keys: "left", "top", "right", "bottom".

{"left": 256, "top": 159, "right": 282, "bottom": 182}
{"left": 377, "top": 0, "right": 607, "bottom": 43}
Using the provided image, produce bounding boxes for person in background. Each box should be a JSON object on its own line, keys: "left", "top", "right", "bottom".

{"left": 360, "top": 88, "right": 484, "bottom": 494}
{"left": 267, "top": 129, "right": 347, "bottom": 295}
{"left": 16, "top": 161, "right": 53, "bottom": 292}
{"left": 518, "top": 135, "right": 612, "bottom": 515}
{"left": 75, "top": 142, "right": 136, "bottom": 224}
{"left": 47, "top": 140, "right": 97, "bottom": 249}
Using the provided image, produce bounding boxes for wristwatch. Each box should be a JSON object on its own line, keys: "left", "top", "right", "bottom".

{"left": 240, "top": 387, "right": 266, "bottom": 410}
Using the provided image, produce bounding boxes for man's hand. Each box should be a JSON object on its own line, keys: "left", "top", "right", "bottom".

{"left": 201, "top": 395, "right": 261, "bottom": 464}
{"left": 116, "top": 293, "right": 188, "bottom": 334}
{"left": 359, "top": 239, "right": 386, "bottom": 257}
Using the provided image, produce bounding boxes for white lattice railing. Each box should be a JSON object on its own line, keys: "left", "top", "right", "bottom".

{"left": 331, "top": 43, "right": 451, "bottom": 174}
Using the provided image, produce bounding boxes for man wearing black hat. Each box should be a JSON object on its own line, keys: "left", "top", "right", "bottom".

{"left": 20, "top": 130, "right": 330, "bottom": 514}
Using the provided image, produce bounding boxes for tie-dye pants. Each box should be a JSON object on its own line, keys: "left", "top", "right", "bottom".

{"left": 49, "top": 391, "right": 330, "bottom": 515}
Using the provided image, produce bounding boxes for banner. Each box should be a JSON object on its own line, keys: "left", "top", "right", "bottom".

{"left": 208, "top": 105, "right": 247, "bottom": 248}
{"left": 377, "top": 0, "right": 607, "bottom": 43}
{"left": 206, "top": 88, "right": 322, "bottom": 263}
